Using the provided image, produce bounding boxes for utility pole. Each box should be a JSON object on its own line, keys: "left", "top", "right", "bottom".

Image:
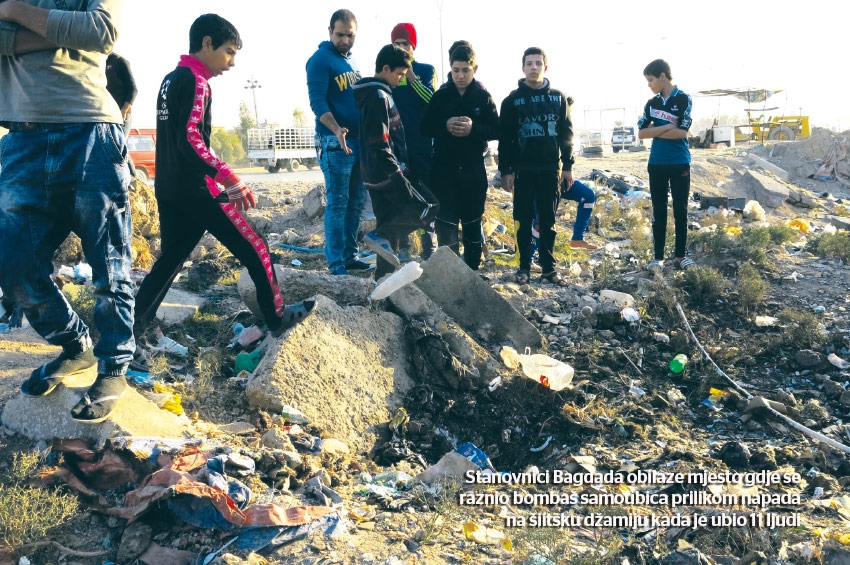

{"left": 245, "top": 77, "right": 261, "bottom": 125}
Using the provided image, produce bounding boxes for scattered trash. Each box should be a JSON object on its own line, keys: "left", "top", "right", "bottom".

{"left": 144, "top": 382, "right": 184, "bottom": 416}
{"left": 743, "top": 200, "right": 766, "bottom": 221}
{"left": 290, "top": 259, "right": 302, "bottom": 267}
{"left": 599, "top": 289, "right": 635, "bottom": 308}
{"left": 829, "top": 353, "right": 850, "bottom": 370}
{"left": 504, "top": 346, "right": 574, "bottom": 391}
{"left": 234, "top": 348, "right": 264, "bottom": 374}
{"left": 629, "top": 380, "right": 646, "bottom": 397}
{"left": 238, "top": 325, "right": 265, "bottom": 347}
{"left": 151, "top": 328, "right": 189, "bottom": 357}
{"left": 73, "top": 262, "right": 93, "bottom": 280}
{"left": 463, "top": 521, "right": 511, "bottom": 549}
{"left": 669, "top": 353, "right": 688, "bottom": 373}
{"left": 280, "top": 405, "right": 310, "bottom": 425}
{"left": 701, "top": 388, "right": 729, "bottom": 411}
{"left": 529, "top": 435, "right": 553, "bottom": 452}
{"left": 654, "top": 332, "right": 670, "bottom": 343}
{"left": 755, "top": 315, "right": 779, "bottom": 327}
{"left": 370, "top": 261, "right": 423, "bottom": 300}
{"left": 621, "top": 307, "right": 640, "bottom": 322}
{"left": 788, "top": 218, "right": 812, "bottom": 234}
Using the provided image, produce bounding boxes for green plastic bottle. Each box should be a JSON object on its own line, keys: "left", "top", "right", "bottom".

{"left": 669, "top": 354, "right": 688, "bottom": 373}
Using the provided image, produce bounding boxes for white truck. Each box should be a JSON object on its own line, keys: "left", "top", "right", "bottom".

{"left": 246, "top": 126, "right": 318, "bottom": 173}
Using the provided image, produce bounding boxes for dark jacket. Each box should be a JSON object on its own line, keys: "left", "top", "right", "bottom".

{"left": 306, "top": 40, "right": 362, "bottom": 137}
{"left": 421, "top": 79, "right": 499, "bottom": 167}
{"left": 105, "top": 53, "right": 137, "bottom": 108}
{"left": 498, "top": 78, "right": 574, "bottom": 173}
{"left": 392, "top": 59, "right": 436, "bottom": 165}
{"left": 353, "top": 77, "right": 408, "bottom": 191}
{"left": 154, "top": 55, "right": 237, "bottom": 202}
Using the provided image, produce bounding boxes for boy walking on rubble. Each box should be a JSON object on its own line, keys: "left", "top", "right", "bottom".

{"left": 354, "top": 44, "right": 439, "bottom": 279}
{"left": 637, "top": 59, "right": 694, "bottom": 271}
{"left": 131, "top": 14, "right": 315, "bottom": 370}
{"left": 499, "top": 47, "right": 596, "bottom": 288}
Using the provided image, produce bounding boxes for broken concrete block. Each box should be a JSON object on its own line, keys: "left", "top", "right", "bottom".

{"left": 1, "top": 369, "right": 195, "bottom": 441}
{"left": 238, "top": 265, "right": 374, "bottom": 320}
{"left": 413, "top": 247, "right": 543, "bottom": 350}
{"left": 745, "top": 169, "right": 790, "bottom": 208}
{"left": 388, "top": 282, "right": 502, "bottom": 381}
{"left": 302, "top": 185, "right": 326, "bottom": 219}
{"left": 246, "top": 295, "right": 413, "bottom": 451}
{"left": 787, "top": 188, "right": 818, "bottom": 208}
{"left": 748, "top": 153, "right": 790, "bottom": 181}
{"left": 826, "top": 215, "right": 850, "bottom": 231}
{"left": 155, "top": 288, "right": 206, "bottom": 326}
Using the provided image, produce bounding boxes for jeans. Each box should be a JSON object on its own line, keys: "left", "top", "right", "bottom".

{"left": 316, "top": 134, "right": 365, "bottom": 273}
{"left": 561, "top": 180, "right": 597, "bottom": 241}
{"left": 0, "top": 123, "right": 134, "bottom": 375}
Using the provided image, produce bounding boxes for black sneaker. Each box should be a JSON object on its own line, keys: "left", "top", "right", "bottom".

{"left": 128, "top": 348, "right": 150, "bottom": 372}
{"left": 345, "top": 259, "right": 376, "bottom": 272}
{"left": 21, "top": 341, "right": 96, "bottom": 397}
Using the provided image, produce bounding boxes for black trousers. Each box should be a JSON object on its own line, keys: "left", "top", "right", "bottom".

{"left": 431, "top": 161, "right": 487, "bottom": 270}
{"left": 134, "top": 195, "right": 285, "bottom": 337}
{"left": 514, "top": 169, "right": 560, "bottom": 273}
{"left": 648, "top": 163, "right": 691, "bottom": 260}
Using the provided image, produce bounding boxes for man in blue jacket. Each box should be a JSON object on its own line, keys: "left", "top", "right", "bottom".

{"left": 306, "top": 9, "right": 372, "bottom": 275}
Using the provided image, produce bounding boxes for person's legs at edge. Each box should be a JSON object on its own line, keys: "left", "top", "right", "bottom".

{"left": 647, "top": 164, "right": 672, "bottom": 261}
{"left": 561, "top": 179, "right": 597, "bottom": 244}
{"left": 513, "top": 170, "right": 536, "bottom": 276}
{"left": 459, "top": 164, "right": 488, "bottom": 270}
{"left": 0, "top": 125, "right": 96, "bottom": 396}
{"left": 533, "top": 170, "right": 560, "bottom": 275}
{"left": 342, "top": 138, "right": 366, "bottom": 268}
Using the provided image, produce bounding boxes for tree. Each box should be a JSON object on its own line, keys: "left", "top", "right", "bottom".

{"left": 236, "top": 101, "right": 257, "bottom": 153}
{"left": 292, "top": 107, "right": 308, "bottom": 128}
{"left": 211, "top": 127, "right": 247, "bottom": 167}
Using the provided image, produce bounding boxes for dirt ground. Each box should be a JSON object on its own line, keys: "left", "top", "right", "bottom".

{"left": 2, "top": 134, "right": 850, "bottom": 565}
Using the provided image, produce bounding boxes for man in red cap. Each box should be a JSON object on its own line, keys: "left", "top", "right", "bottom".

{"left": 389, "top": 23, "right": 438, "bottom": 262}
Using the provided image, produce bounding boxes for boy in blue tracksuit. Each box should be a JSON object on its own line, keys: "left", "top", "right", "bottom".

{"left": 637, "top": 59, "right": 694, "bottom": 271}
{"left": 499, "top": 47, "right": 596, "bottom": 287}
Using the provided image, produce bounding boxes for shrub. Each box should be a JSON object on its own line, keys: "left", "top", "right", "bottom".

{"left": 675, "top": 266, "right": 725, "bottom": 306}
{"left": 778, "top": 308, "right": 827, "bottom": 348}
{"left": 738, "top": 264, "right": 769, "bottom": 314}
{"left": 807, "top": 232, "right": 850, "bottom": 263}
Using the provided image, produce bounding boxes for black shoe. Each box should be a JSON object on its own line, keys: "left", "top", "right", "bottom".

{"left": 128, "top": 348, "right": 150, "bottom": 372}
{"left": 21, "top": 340, "right": 96, "bottom": 397}
{"left": 272, "top": 299, "right": 317, "bottom": 337}
{"left": 70, "top": 374, "right": 127, "bottom": 423}
{"left": 345, "top": 259, "right": 376, "bottom": 272}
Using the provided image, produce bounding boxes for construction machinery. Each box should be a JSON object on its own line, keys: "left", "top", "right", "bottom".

{"left": 697, "top": 88, "right": 811, "bottom": 143}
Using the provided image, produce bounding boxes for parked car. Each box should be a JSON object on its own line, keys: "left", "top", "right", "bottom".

{"left": 611, "top": 126, "right": 642, "bottom": 153}
{"left": 126, "top": 128, "right": 156, "bottom": 183}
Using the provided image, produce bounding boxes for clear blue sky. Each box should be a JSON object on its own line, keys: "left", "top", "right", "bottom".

{"left": 119, "top": 1, "right": 850, "bottom": 134}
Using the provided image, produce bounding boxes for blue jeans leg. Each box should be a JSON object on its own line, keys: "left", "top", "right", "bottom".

{"left": 0, "top": 123, "right": 134, "bottom": 375}
{"left": 562, "top": 179, "right": 597, "bottom": 241}
{"left": 316, "top": 134, "right": 365, "bottom": 272}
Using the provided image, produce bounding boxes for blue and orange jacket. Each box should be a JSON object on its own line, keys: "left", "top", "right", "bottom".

{"left": 154, "top": 55, "right": 237, "bottom": 201}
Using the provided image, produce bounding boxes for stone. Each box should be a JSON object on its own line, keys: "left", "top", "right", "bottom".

{"left": 302, "top": 184, "right": 326, "bottom": 219}
{"left": 246, "top": 295, "right": 414, "bottom": 451}
{"left": 745, "top": 169, "right": 790, "bottom": 208}
{"left": 153, "top": 287, "right": 206, "bottom": 326}
{"left": 747, "top": 153, "right": 790, "bottom": 181}
{"left": 117, "top": 520, "right": 152, "bottom": 563}
{"left": 822, "top": 379, "right": 846, "bottom": 399}
{"left": 413, "top": 247, "right": 543, "bottom": 350}
{"left": 795, "top": 349, "right": 823, "bottom": 368}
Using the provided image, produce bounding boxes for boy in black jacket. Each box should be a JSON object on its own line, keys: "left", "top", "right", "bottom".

{"left": 499, "top": 47, "right": 586, "bottom": 287}
{"left": 354, "top": 45, "right": 439, "bottom": 279}
{"left": 422, "top": 44, "right": 499, "bottom": 271}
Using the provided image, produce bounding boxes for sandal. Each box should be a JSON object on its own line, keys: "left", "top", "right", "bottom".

{"left": 273, "top": 298, "right": 317, "bottom": 337}
{"left": 541, "top": 271, "right": 569, "bottom": 287}
{"left": 569, "top": 240, "right": 598, "bottom": 250}
{"left": 675, "top": 258, "right": 696, "bottom": 270}
{"left": 515, "top": 270, "right": 530, "bottom": 284}
{"left": 70, "top": 374, "right": 127, "bottom": 423}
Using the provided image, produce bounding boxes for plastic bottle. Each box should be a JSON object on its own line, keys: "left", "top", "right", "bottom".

{"left": 280, "top": 404, "right": 310, "bottom": 424}
{"left": 669, "top": 354, "right": 688, "bottom": 373}
{"left": 369, "top": 261, "right": 423, "bottom": 300}
{"left": 518, "top": 352, "right": 574, "bottom": 391}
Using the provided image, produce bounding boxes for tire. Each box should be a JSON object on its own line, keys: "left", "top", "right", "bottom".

{"left": 613, "top": 147, "right": 620, "bottom": 153}
{"left": 768, "top": 126, "right": 795, "bottom": 141}
{"left": 289, "top": 159, "right": 301, "bottom": 171}
{"left": 284, "top": 159, "right": 293, "bottom": 172}
{"left": 268, "top": 165, "right": 280, "bottom": 173}
{"left": 135, "top": 167, "right": 149, "bottom": 183}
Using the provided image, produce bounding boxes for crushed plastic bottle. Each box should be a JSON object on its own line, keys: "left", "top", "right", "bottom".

{"left": 280, "top": 404, "right": 310, "bottom": 424}
{"left": 370, "top": 261, "right": 423, "bottom": 300}
{"left": 669, "top": 354, "right": 688, "bottom": 373}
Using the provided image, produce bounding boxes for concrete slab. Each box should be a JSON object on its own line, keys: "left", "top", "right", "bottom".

{"left": 237, "top": 265, "right": 374, "bottom": 320}
{"left": 745, "top": 169, "right": 790, "bottom": 208}
{"left": 156, "top": 288, "right": 206, "bottom": 326}
{"left": 246, "top": 295, "right": 413, "bottom": 452}
{"left": 826, "top": 215, "right": 850, "bottom": 231}
{"left": 1, "top": 369, "right": 195, "bottom": 441}
{"left": 748, "top": 154, "right": 790, "bottom": 181}
{"left": 388, "top": 282, "right": 503, "bottom": 380}
{"left": 414, "top": 247, "right": 543, "bottom": 350}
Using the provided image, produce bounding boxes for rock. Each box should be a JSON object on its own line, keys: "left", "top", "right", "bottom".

{"left": 795, "top": 349, "right": 823, "bottom": 368}
{"left": 117, "top": 521, "right": 152, "bottom": 563}
{"left": 415, "top": 451, "right": 478, "bottom": 485}
{"left": 261, "top": 428, "right": 295, "bottom": 450}
{"left": 749, "top": 449, "right": 777, "bottom": 471}
{"left": 822, "top": 379, "right": 846, "bottom": 399}
{"left": 718, "top": 441, "right": 750, "bottom": 470}
{"left": 745, "top": 169, "right": 790, "bottom": 208}
{"left": 322, "top": 438, "right": 350, "bottom": 455}
{"left": 302, "top": 185, "right": 326, "bottom": 219}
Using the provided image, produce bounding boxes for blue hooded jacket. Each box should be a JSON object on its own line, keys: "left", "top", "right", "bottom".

{"left": 306, "top": 40, "right": 362, "bottom": 136}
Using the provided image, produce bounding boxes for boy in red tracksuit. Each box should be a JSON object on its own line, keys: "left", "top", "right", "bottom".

{"left": 131, "top": 14, "right": 314, "bottom": 371}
